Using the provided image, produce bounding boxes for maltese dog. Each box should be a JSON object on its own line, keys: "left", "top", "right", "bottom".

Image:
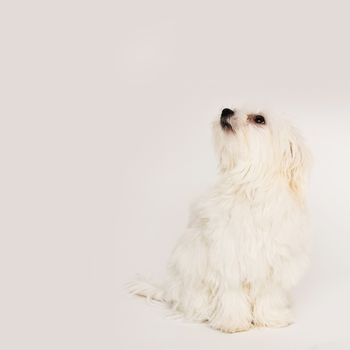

{"left": 130, "top": 107, "right": 311, "bottom": 333}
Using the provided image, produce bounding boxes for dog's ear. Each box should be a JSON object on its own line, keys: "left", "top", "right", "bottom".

{"left": 281, "top": 129, "right": 311, "bottom": 198}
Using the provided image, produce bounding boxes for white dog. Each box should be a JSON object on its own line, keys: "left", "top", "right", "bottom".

{"left": 130, "top": 107, "right": 311, "bottom": 333}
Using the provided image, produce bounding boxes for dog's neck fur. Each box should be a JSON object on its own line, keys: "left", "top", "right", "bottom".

{"left": 218, "top": 161, "right": 305, "bottom": 203}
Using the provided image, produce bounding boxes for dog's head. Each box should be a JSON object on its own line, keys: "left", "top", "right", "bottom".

{"left": 213, "top": 107, "right": 311, "bottom": 196}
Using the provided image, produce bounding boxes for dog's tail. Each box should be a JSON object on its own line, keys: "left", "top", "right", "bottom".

{"left": 127, "top": 277, "right": 166, "bottom": 302}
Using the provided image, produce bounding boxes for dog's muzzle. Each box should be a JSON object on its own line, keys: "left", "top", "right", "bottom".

{"left": 220, "top": 108, "right": 234, "bottom": 131}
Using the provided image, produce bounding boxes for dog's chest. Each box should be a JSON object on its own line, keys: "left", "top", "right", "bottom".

{"left": 202, "top": 190, "right": 304, "bottom": 280}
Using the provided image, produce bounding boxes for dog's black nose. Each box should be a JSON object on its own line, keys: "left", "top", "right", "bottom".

{"left": 220, "top": 108, "right": 234, "bottom": 130}
{"left": 221, "top": 108, "right": 234, "bottom": 119}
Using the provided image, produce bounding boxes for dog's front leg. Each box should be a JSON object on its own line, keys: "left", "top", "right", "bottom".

{"left": 208, "top": 284, "right": 252, "bottom": 333}
{"left": 252, "top": 282, "right": 293, "bottom": 328}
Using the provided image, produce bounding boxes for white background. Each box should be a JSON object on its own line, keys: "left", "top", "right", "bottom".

{"left": 1, "top": 1, "right": 350, "bottom": 349}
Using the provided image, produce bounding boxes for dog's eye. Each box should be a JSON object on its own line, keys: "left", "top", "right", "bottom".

{"left": 254, "top": 115, "right": 265, "bottom": 124}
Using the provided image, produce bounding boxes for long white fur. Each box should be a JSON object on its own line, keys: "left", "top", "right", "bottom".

{"left": 129, "top": 107, "right": 311, "bottom": 333}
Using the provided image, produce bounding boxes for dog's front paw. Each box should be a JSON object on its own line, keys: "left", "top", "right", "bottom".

{"left": 252, "top": 285, "right": 294, "bottom": 328}
{"left": 209, "top": 290, "right": 252, "bottom": 333}
{"left": 253, "top": 306, "right": 294, "bottom": 328}
{"left": 209, "top": 316, "right": 252, "bottom": 333}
